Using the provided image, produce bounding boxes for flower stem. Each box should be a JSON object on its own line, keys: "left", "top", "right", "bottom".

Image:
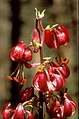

{"left": 38, "top": 46, "right": 44, "bottom": 119}
{"left": 36, "top": 18, "right": 44, "bottom": 119}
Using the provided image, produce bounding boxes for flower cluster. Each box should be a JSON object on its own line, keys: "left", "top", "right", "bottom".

{"left": 2, "top": 87, "right": 37, "bottom": 119}
{"left": 2, "top": 103, "right": 36, "bottom": 119}
{"left": 2, "top": 8, "right": 77, "bottom": 119}
{"left": 33, "top": 58, "right": 70, "bottom": 93}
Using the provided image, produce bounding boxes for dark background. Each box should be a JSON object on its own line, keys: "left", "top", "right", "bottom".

{"left": 0, "top": 0, "right": 78, "bottom": 118}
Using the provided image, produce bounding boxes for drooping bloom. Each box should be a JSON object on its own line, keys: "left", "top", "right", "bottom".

{"left": 8, "top": 41, "right": 33, "bottom": 84}
{"left": 63, "top": 93, "right": 77, "bottom": 117}
{"left": 48, "top": 60, "right": 70, "bottom": 79}
{"left": 2, "top": 103, "right": 36, "bottom": 119}
{"left": 33, "top": 69, "right": 65, "bottom": 93}
{"left": 45, "top": 25, "right": 70, "bottom": 48}
{"left": 46, "top": 93, "right": 77, "bottom": 118}
{"left": 10, "top": 41, "right": 32, "bottom": 63}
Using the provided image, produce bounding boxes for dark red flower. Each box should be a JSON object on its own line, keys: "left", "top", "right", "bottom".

{"left": 2, "top": 103, "right": 36, "bottom": 119}
{"left": 33, "top": 71, "right": 48, "bottom": 93}
{"left": 20, "top": 87, "right": 34, "bottom": 102}
{"left": 10, "top": 41, "right": 26, "bottom": 62}
{"left": 33, "top": 68, "right": 65, "bottom": 93}
{"left": 45, "top": 25, "right": 70, "bottom": 48}
{"left": 63, "top": 93, "right": 77, "bottom": 117}
{"left": 47, "top": 93, "right": 77, "bottom": 118}
{"left": 48, "top": 61, "right": 70, "bottom": 79}
{"left": 2, "top": 102, "right": 14, "bottom": 119}
{"left": 50, "top": 102, "right": 64, "bottom": 118}
{"left": 10, "top": 41, "right": 32, "bottom": 62}
{"left": 54, "top": 25, "right": 70, "bottom": 47}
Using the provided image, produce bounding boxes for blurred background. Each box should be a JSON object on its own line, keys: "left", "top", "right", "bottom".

{"left": 0, "top": 0, "right": 78, "bottom": 118}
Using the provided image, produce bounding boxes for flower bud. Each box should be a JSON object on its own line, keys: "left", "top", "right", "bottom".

{"left": 20, "top": 87, "right": 34, "bottom": 102}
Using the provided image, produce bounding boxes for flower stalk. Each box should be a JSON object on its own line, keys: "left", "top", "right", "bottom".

{"left": 1, "top": 8, "right": 77, "bottom": 119}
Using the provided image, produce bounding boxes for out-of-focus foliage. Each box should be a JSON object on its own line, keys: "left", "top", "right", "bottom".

{"left": 0, "top": 0, "right": 78, "bottom": 118}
